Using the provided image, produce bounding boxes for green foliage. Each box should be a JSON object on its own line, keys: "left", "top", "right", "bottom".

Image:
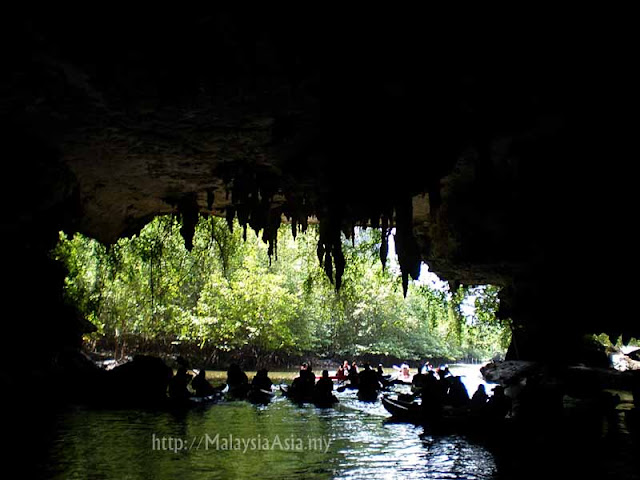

{"left": 53, "top": 216, "right": 510, "bottom": 361}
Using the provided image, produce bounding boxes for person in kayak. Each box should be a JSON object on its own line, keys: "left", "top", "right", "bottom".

{"left": 471, "top": 384, "right": 489, "bottom": 410}
{"left": 191, "top": 368, "right": 216, "bottom": 397}
{"left": 447, "top": 376, "right": 470, "bottom": 407}
{"left": 251, "top": 368, "right": 273, "bottom": 391}
{"left": 168, "top": 367, "right": 193, "bottom": 400}
{"left": 486, "top": 385, "right": 512, "bottom": 418}
{"left": 315, "top": 370, "right": 334, "bottom": 397}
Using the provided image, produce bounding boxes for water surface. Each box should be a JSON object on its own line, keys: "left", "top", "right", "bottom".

{"left": 30, "top": 364, "right": 638, "bottom": 479}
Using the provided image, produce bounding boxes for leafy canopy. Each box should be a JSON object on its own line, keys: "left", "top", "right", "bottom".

{"left": 53, "top": 215, "right": 509, "bottom": 361}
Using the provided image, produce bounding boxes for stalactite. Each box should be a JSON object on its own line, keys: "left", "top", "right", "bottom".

{"left": 237, "top": 204, "right": 249, "bottom": 228}
{"left": 317, "top": 240, "right": 325, "bottom": 266}
{"left": 324, "top": 250, "right": 334, "bottom": 283}
{"left": 265, "top": 209, "right": 281, "bottom": 265}
{"left": 315, "top": 212, "right": 345, "bottom": 291}
{"left": 334, "top": 242, "right": 345, "bottom": 290}
{"left": 218, "top": 169, "right": 426, "bottom": 294}
{"left": 394, "top": 196, "right": 421, "bottom": 297}
{"left": 177, "top": 193, "right": 199, "bottom": 251}
{"left": 225, "top": 206, "right": 235, "bottom": 232}
{"left": 380, "top": 227, "right": 389, "bottom": 270}
{"left": 206, "top": 189, "right": 215, "bottom": 211}
{"left": 380, "top": 214, "right": 390, "bottom": 270}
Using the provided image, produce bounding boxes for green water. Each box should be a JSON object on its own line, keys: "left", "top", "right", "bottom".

{"left": 27, "top": 364, "right": 639, "bottom": 479}
{"left": 32, "top": 365, "right": 500, "bottom": 480}
{"left": 37, "top": 394, "right": 497, "bottom": 480}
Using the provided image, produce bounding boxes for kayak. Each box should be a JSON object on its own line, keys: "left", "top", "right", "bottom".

{"left": 280, "top": 384, "right": 311, "bottom": 401}
{"left": 280, "top": 385, "right": 339, "bottom": 407}
{"left": 382, "top": 395, "right": 423, "bottom": 422}
{"left": 382, "top": 395, "right": 511, "bottom": 434}
{"left": 247, "top": 387, "right": 275, "bottom": 404}
{"left": 313, "top": 394, "right": 339, "bottom": 408}
{"left": 382, "top": 396, "right": 472, "bottom": 428}
{"left": 357, "top": 389, "right": 380, "bottom": 402}
{"left": 225, "top": 383, "right": 251, "bottom": 399}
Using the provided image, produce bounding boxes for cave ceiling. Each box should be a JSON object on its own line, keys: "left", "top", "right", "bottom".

{"left": 3, "top": 11, "right": 635, "bottom": 342}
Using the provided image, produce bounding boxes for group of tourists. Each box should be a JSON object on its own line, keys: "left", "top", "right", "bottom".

{"left": 409, "top": 363, "right": 511, "bottom": 419}
{"left": 336, "top": 360, "right": 383, "bottom": 386}
{"left": 167, "top": 359, "right": 512, "bottom": 422}
{"left": 287, "top": 363, "right": 339, "bottom": 404}
{"left": 168, "top": 367, "right": 215, "bottom": 401}
{"left": 167, "top": 363, "right": 274, "bottom": 402}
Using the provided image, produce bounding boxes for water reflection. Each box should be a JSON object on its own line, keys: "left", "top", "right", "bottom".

{"left": 37, "top": 365, "right": 500, "bottom": 479}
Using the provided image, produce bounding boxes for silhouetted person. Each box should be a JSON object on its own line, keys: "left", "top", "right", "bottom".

{"left": 251, "top": 368, "right": 273, "bottom": 391}
{"left": 471, "top": 384, "right": 489, "bottom": 410}
{"left": 447, "top": 376, "right": 470, "bottom": 407}
{"left": 300, "top": 362, "right": 316, "bottom": 386}
{"left": 421, "top": 373, "right": 444, "bottom": 419}
{"left": 168, "top": 367, "right": 192, "bottom": 401}
{"left": 412, "top": 370, "right": 427, "bottom": 393}
{"left": 486, "top": 385, "right": 512, "bottom": 419}
{"left": 438, "top": 366, "right": 451, "bottom": 381}
{"left": 315, "top": 370, "right": 334, "bottom": 397}
{"left": 377, "top": 364, "right": 390, "bottom": 387}
{"left": 347, "top": 363, "right": 360, "bottom": 387}
{"left": 290, "top": 362, "right": 315, "bottom": 398}
{"left": 192, "top": 369, "right": 216, "bottom": 397}
{"left": 226, "top": 364, "right": 248, "bottom": 386}
{"left": 424, "top": 370, "right": 440, "bottom": 391}
{"left": 359, "top": 363, "right": 381, "bottom": 392}
{"left": 225, "top": 364, "right": 249, "bottom": 397}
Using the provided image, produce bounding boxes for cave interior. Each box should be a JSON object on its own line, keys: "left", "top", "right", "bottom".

{"left": 2, "top": 11, "right": 635, "bottom": 383}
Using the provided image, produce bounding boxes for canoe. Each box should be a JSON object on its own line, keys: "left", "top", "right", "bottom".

{"left": 226, "top": 383, "right": 251, "bottom": 399}
{"left": 382, "top": 396, "right": 475, "bottom": 428}
{"left": 247, "top": 388, "right": 275, "bottom": 404}
{"left": 313, "top": 394, "right": 339, "bottom": 408}
{"left": 382, "top": 395, "right": 423, "bottom": 422}
{"left": 382, "top": 395, "right": 510, "bottom": 434}
{"left": 188, "top": 393, "right": 222, "bottom": 404}
{"left": 357, "top": 389, "right": 380, "bottom": 402}
{"left": 388, "top": 379, "right": 413, "bottom": 386}
{"left": 281, "top": 385, "right": 338, "bottom": 407}
{"left": 280, "top": 385, "right": 312, "bottom": 403}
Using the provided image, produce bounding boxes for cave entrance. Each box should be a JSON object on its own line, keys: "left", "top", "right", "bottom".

{"left": 54, "top": 214, "right": 510, "bottom": 370}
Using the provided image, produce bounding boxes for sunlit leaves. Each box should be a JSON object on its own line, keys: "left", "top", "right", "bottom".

{"left": 53, "top": 215, "right": 509, "bottom": 361}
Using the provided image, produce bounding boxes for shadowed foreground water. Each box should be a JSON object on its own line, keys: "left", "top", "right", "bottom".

{"left": 28, "top": 365, "right": 639, "bottom": 479}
